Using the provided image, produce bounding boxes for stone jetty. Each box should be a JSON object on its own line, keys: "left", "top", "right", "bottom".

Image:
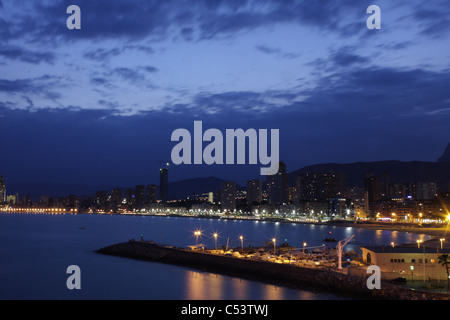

{"left": 97, "top": 240, "right": 449, "bottom": 300}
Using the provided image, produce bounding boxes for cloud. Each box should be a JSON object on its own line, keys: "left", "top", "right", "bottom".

{"left": 0, "top": 75, "right": 64, "bottom": 110}
{"left": 0, "top": 75, "right": 59, "bottom": 93}
{"left": 0, "top": 44, "right": 55, "bottom": 64}
{"left": 3, "top": 0, "right": 378, "bottom": 44}
{"left": 255, "top": 45, "right": 300, "bottom": 59}
{"left": 88, "top": 65, "right": 158, "bottom": 89}
{"left": 413, "top": 2, "right": 450, "bottom": 37}
{"left": 83, "top": 45, "right": 154, "bottom": 61}
{"left": 307, "top": 46, "right": 369, "bottom": 72}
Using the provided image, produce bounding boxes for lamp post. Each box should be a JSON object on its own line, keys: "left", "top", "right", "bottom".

{"left": 417, "top": 239, "right": 422, "bottom": 249}
{"left": 303, "top": 242, "right": 307, "bottom": 254}
{"left": 423, "top": 242, "right": 426, "bottom": 283}
{"left": 194, "top": 230, "right": 201, "bottom": 246}
{"left": 239, "top": 236, "right": 244, "bottom": 253}
{"left": 213, "top": 233, "right": 218, "bottom": 250}
{"left": 440, "top": 238, "right": 445, "bottom": 250}
{"left": 272, "top": 238, "right": 276, "bottom": 255}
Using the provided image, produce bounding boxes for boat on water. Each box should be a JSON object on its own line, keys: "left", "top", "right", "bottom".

{"left": 323, "top": 238, "right": 336, "bottom": 242}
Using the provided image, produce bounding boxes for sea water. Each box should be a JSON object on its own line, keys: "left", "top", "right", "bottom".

{"left": 0, "top": 213, "right": 429, "bottom": 300}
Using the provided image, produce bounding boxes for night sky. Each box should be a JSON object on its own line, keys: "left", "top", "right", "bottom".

{"left": 0, "top": 0, "right": 449, "bottom": 187}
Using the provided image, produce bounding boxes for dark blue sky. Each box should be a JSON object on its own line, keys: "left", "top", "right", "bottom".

{"left": 1, "top": 0, "right": 449, "bottom": 187}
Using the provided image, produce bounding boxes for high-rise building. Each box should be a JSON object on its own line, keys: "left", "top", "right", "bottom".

{"left": 221, "top": 181, "right": 236, "bottom": 211}
{"left": 126, "top": 188, "right": 135, "bottom": 206}
{"left": 297, "top": 172, "right": 346, "bottom": 201}
{"left": 135, "top": 185, "right": 146, "bottom": 209}
{"left": 147, "top": 185, "right": 157, "bottom": 204}
{"left": 0, "top": 176, "right": 5, "bottom": 203}
{"left": 110, "top": 188, "right": 123, "bottom": 209}
{"left": 246, "top": 179, "right": 262, "bottom": 205}
{"left": 415, "top": 182, "right": 437, "bottom": 200}
{"left": 364, "top": 172, "right": 379, "bottom": 217}
{"left": 266, "top": 162, "right": 289, "bottom": 204}
{"left": 364, "top": 173, "right": 380, "bottom": 204}
{"left": 160, "top": 168, "right": 169, "bottom": 203}
{"left": 95, "top": 190, "right": 108, "bottom": 210}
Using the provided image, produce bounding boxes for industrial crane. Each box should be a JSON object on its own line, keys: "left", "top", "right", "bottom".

{"left": 337, "top": 235, "right": 355, "bottom": 270}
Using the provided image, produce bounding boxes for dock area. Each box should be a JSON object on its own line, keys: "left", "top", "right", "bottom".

{"left": 97, "top": 240, "right": 449, "bottom": 300}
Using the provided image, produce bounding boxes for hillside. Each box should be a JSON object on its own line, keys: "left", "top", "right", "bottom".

{"left": 288, "top": 160, "right": 450, "bottom": 188}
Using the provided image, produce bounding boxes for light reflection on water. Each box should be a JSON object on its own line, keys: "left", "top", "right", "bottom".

{"left": 0, "top": 213, "right": 431, "bottom": 300}
{"left": 184, "top": 270, "right": 328, "bottom": 300}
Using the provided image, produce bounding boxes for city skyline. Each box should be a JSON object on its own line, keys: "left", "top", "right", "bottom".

{"left": 1, "top": 1, "right": 450, "bottom": 189}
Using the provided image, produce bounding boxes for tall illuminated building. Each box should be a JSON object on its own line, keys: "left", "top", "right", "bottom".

{"left": 135, "top": 185, "right": 146, "bottom": 209}
{"left": 297, "top": 172, "right": 346, "bottom": 201}
{"left": 0, "top": 176, "right": 6, "bottom": 203}
{"left": 160, "top": 167, "right": 169, "bottom": 203}
{"left": 266, "top": 162, "right": 289, "bottom": 205}
{"left": 221, "top": 181, "right": 236, "bottom": 211}
{"left": 246, "top": 179, "right": 262, "bottom": 205}
{"left": 147, "top": 185, "right": 157, "bottom": 204}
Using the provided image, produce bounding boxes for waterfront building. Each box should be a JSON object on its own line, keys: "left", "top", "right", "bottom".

{"left": 126, "top": 188, "right": 135, "bottom": 207}
{"left": 266, "top": 162, "right": 289, "bottom": 205}
{"left": 6, "top": 194, "right": 17, "bottom": 204}
{"left": 135, "top": 185, "right": 146, "bottom": 209}
{"left": 329, "top": 198, "right": 353, "bottom": 218}
{"left": 147, "top": 185, "right": 157, "bottom": 204}
{"left": 358, "top": 240, "right": 450, "bottom": 281}
{"left": 297, "top": 172, "right": 346, "bottom": 201}
{"left": 0, "top": 176, "right": 5, "bottom": 203}
{"left": 415, "top": 182, "right": 437, "bottom": 200}
{"left": 365, "top": 172, "right": 379, "bottom": 203}
{"left": 246, "top": 179, "right": 262, "bottom": 205}
{"left": 160, "top": 168, "right": 169, "bottom": 203}
{"left": 110, "top": 188, "right": 123, "bottom": 211}
{"left": 221, "top": 181, "right": 236, "bottom": 212}
{"left": 95, "top": 190, "right": 108, "bottom": 210}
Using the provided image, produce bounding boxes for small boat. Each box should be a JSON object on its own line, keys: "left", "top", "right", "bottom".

{"left": 323, "top": 238, "right": 336, "bottom": 242}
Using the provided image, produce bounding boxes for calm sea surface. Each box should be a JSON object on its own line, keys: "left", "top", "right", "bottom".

{"left": 0, "top": 213, "right": 430, "bottom": 300}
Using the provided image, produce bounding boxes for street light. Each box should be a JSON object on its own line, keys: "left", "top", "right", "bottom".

{"left": 303, "top": 242, "right": 307, "bottom": 254}
{"left": 239, "top": 235, "right": 244, "bottom": 253}
{"left": 272, "top": 238, "right": 276, "bottom": 255}
{"left": 194, "top": 230, "right": 202, "bottom": 246}
{"left": 417, "top": 239, "right": 423, "bottom": 249}
{"left": 213, "top": 233, "right": 218, "bottom": 250}
{"left": 440, "top": 238, "right": 445, "bottom": 250}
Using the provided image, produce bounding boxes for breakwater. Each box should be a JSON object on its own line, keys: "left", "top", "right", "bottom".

{"left": 97, "top": 241, "right": 449, "bottom": 300}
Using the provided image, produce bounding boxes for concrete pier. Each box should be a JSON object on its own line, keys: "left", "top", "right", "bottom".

{"left": 97, "top": 241, "right": 449, "bottom": 300}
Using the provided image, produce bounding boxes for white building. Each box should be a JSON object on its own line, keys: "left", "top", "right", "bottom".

{"left": 358, "top": 240, "right": 449, "bottom": 281}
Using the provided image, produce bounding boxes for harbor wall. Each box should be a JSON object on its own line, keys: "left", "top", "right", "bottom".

{"left": 97, "top": 241, "right": 449, "bottom": 300}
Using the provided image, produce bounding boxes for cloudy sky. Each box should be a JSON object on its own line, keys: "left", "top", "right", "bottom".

{"left": 0, "top": 0, "right": 449, "bottom": 188}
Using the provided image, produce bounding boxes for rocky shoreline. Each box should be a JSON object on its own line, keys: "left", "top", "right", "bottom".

{"left": 97, "top": 241, "right": 449, "bottom": 300}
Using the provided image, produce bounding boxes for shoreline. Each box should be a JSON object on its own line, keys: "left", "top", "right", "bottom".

{"left": 118, "top": 212, "right": 450, "bottom": 240}
{"left": 6, "top": 210, "right": 448, "bottom": 239}
{"left": 97, "top": 240, "right": 449, "bottom": 300}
